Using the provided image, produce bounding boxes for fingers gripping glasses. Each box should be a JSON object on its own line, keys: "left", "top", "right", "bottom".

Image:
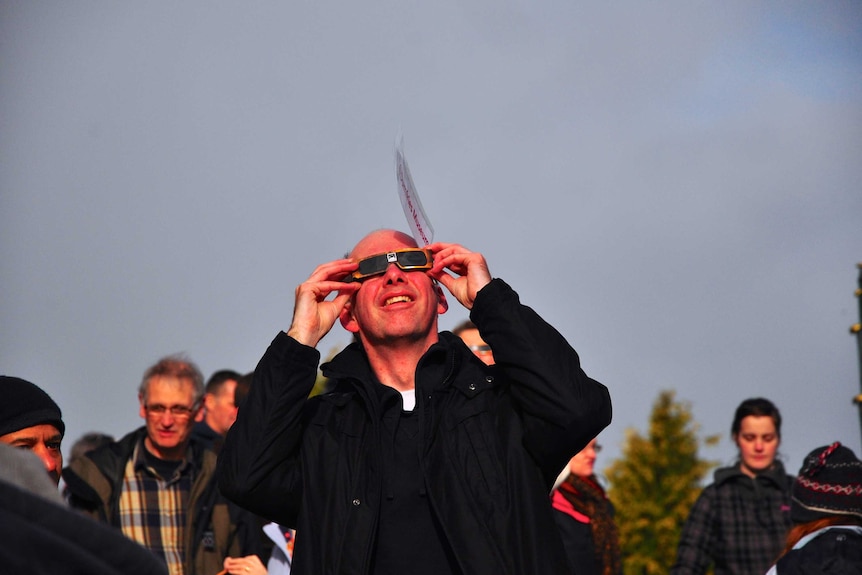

{"left": 349, "top": 248, "right": 433, "bottom": 281}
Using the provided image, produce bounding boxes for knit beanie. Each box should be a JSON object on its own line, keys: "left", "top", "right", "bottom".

{"left": 791, "top": 441, "right": 862, "bottom": 523}
{"left": 0, "top": 376, "right": 65, "bottom": 439}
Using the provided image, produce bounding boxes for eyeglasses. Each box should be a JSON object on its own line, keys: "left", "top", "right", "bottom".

{"left": 144, "top": 404, "right": 197, "bottom": 420}
{"left": 349, "top": 248, "right": 433, "bottom": 282}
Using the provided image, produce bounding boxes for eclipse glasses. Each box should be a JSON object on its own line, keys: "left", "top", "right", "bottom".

{"left": 348, "top": 248, "right": 433, "bottom": 282}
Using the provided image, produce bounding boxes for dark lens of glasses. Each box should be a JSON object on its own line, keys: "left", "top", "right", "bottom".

{"left": 357, "top": 254, "right": 388, "bottom": 276}
{"left": 397, "top": 250, "right": 430, "bottom": 267}
{"left": 352, "top": 249, "right": 431, "bottom": 281}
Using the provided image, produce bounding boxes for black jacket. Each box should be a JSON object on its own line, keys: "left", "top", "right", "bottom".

{"left": 775, "top": 527, "right": 862, "bottom": 575}
{"left": 218, "top": 278, "right": 612, "bottom": 575}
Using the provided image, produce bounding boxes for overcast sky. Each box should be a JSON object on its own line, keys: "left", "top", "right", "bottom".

{"left": 2, "top": 1, "right": 861, "bottom": 481}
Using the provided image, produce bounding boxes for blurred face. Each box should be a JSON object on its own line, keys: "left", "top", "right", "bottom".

{"left": 340, "top": 230, "right": 448, "bottom": 346}
{"left": 568, "top": 438, "right": 600, "bottom": 478}
{"left": 204, "top": 379, "right": 237, "bottom": 436}
{"left": 139, "top": 376, "right": 201, "bottom": 461}
{"left": 734, "top": 415, "right": 779, "bottom": 477}
{"left": 0, "top": 423, "right": 64, "bottom": 485}
{"left": 458, "top": 328, "right": 494, "bottom": 366}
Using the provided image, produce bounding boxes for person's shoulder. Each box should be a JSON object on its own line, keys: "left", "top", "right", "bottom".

{"left": 190, "top": 421, "right": 218, "bottom": 448}
{"left": 711, "top": 464, "right": 743, "bottom": 487}
{"left": 76, "top": 428, "right": 141, "bottom": 473}
{"left": 778, "top": 526, "right": 862, "bottom": 574}
{"left": 192, "top": 419, "right": 214, "bottom": 434}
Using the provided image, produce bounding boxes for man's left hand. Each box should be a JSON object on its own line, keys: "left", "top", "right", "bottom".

{"left": 427, "top": 242, "right": 491, "bottom": 310}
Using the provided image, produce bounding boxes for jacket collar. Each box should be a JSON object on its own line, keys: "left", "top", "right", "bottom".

{"left": 321, "top": 331, "right": 475, "bottom": 401}
{"left": 714, "top": 459, "right": 789, "bottom": 488}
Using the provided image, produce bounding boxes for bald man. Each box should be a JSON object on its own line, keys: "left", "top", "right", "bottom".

{"left": 219, "top": 229, "right": 612, "bottom": 575}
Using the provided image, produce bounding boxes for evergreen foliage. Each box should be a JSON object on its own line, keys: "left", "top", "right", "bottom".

{"left": 605, "top": 390, "right": 719, "bottom": 575}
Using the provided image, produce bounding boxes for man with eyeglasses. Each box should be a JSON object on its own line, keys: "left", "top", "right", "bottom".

{"left": 63, "top": 355, "right": 264, "bottom": 575}
{"left": 453, "top": 319, "right": 495, "bottom": 366}
{"left": 219, "top": 229, "right": 612, "bottom": 575}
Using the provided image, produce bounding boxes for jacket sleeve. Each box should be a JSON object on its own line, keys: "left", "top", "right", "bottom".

{"left": 217, "top": 332, "right": 321, "bottom": 523}
{"left": 670, "top": 487, "right": 715, "bottom": 575}
{"left": 470, "top": 278, "right": 612, "bottom": 484}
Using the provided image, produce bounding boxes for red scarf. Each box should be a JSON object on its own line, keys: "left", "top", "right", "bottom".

{"left": 556, "top": 474, "right": 622, "bottom": 575}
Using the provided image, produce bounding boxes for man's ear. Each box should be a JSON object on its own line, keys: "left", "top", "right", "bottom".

{"left": 203, "top": 393, "right": 215, "bottom": 413}
{"left": 138, "top": 393, "right": 147, "bottom": 420}
{"left": 194, "top": 404, "right": 205, "bottom": 423}
{"left": 435, "top": 283, "right": 449, "bottom": 315}
{"left": 339, "top": 299, "right": 360, "bottom": 333}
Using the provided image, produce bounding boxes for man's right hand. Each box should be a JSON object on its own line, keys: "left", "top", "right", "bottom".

{"left": 286, "top": 258, "right": 360, "bottom": 348}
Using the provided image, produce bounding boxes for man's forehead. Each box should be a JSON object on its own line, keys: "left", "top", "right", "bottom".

{"left": 0, "top": 423, "right": 63, "bottom": 442}
{"left": 213, "top": 380, "right": 237, "bottom": 398}
{"left": 350, "top": 230, "right": 417, "bottom": 259}
{"left": 148, "top": 376, "right": 196, "bottom": 395}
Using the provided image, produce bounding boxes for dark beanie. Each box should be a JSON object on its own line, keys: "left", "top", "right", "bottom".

{"left": 0, "top": 376, "right": 65, "bottom": 439}
{"left": 791, "top": 441, "right": 862, "bottom": 523}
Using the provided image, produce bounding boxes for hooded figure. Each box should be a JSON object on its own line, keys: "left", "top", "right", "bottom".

{"left": 766, "top": 442, "right": 862, "bottom": 575}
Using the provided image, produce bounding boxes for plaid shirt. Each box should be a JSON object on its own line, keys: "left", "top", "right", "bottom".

{"left": 118, "top": 441, "right": 194, "bottom": 575}
{"left": 671, "top": 463, "right": 793, "bottom": 575}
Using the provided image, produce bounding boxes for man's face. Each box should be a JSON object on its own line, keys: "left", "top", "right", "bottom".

{"left": 139, "top": 376, "right": 201, "bottom": 461}
{"left": 0, "top": 423, "right": 63, "bottom": 485}
{"left": 458, "top": 328, "right": 495, "bottom": 366}
{"left": 204, "top": 379, "right": 238, "bottom": 436}
{"left": 340, "top": 230, "right": 447, "bottom": 346}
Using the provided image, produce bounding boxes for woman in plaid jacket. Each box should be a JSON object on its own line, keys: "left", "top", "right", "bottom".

{"left": 671, "top": 398, "right": 793, "bottom": 575}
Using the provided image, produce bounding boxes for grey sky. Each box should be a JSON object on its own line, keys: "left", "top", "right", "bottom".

{"left": 2, "top": 1, "right": 861, "bottom": 480}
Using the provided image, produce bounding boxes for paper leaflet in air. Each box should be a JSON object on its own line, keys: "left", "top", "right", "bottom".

{"left": 395, "top": 138, "right": 434, "bottom": 246}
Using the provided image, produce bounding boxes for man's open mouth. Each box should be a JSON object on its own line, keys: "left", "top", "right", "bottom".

{"left": 385, "top": 295, "right": 412, "bottom": 306}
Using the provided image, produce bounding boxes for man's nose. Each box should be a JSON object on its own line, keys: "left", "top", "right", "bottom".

{"left": 33, "top": 443, "right": 59, "bottom": 473}
{"left": 383, "top": 263, "right": 408, "bottom": 284}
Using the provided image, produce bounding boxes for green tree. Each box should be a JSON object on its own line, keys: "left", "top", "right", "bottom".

{"left": 605, "top": 390, "right": 719, "bottom": 575}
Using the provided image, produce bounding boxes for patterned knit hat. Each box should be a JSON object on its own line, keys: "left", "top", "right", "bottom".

{"left": 0, "top": 376, "right": 65, "bottom": 439}
{"left": 791, "top": 441, "right": 862, "bottom": 523}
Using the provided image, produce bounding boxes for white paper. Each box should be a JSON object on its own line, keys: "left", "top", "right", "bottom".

{"left": 395, "top": 137, "right": 434, "bottom": 246}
